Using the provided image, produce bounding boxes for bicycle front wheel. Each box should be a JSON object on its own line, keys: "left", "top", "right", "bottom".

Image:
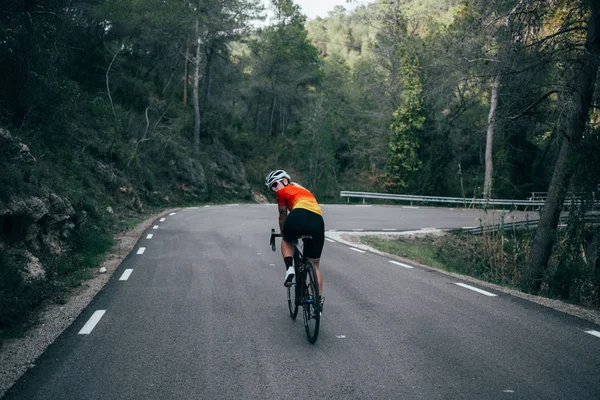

{"left": 287, "top": 279, "right": 298, "bottom": 320}
{"left": 302, "top": 260, "right": 320, "bottom": 344}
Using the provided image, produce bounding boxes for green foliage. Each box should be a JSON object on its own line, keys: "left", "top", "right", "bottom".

{"left": 384, "top": 53, "right": 424, "bottom": 191}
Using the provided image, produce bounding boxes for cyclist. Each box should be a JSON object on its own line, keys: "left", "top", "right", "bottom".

{"left": 265, "top": 170, "right": 325, "bottom": 309}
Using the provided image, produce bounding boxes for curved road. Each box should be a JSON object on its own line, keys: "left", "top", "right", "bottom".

{"left": 3, "top": 205, "right": 600, "bottom": 399}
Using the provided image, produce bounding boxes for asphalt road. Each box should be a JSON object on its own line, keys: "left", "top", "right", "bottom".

{"left": 3, "top": 204, "right": 600, "bottom": 399}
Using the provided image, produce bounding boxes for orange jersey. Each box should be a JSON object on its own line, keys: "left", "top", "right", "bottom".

{"left": 277, "top": 183, "right": 322, "bottom": 216}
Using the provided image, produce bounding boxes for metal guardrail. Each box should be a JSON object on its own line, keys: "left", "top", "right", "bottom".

{"left": 458, "top": 214, "right": 600, "bottom": 235}
{"left": 340, "top": 191, "right": 544, "bottom": 207}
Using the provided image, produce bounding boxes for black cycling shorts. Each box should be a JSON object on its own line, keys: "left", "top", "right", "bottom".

{"left": 282, "top": 208, "right": 325, "bottom": 259}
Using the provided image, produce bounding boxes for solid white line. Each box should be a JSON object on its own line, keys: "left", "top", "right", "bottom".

{"left": 585, "top": 330, "right": 600, "bottom": 338}
{"left": 137, "top": 247, "right": 146, "bottom": 255}
{"left": 169, "top": 212, "right": 176, "bottom": 216}
{"left": 119, "top": 269, "right": 133, "bottom": 281}
{"left": 350, "top": 247, "right": 365, "bottom": 253}
{"left": 325, "top": 238, "right": 336, "bottom": 243}
{"left": 160, "top": 218, "right": 166, "bottom": 222}
{"left": 146, "top": 234, "right": 153, "bottom": 239}
{"left": 78, "top": 310, "right": 106, "bottom": 335}
{"left": 455, "top": 283, "right": 497, "bottom": 297}
{"left": 389, "top": 260, "right": 414, "bottom": 269}
{"left": 153, "top": 225, "right": 158, "bottom": 230}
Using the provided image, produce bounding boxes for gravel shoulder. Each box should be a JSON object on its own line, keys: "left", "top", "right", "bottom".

{"left": 0, "top": 208, "right": 178, "bottom": 398}
{"left": 326, "top": 230, "right": 600, "bottom": 327}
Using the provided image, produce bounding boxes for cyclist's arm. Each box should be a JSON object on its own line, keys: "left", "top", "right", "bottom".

{"left": 278, "top": 205, "right": 287, "bottom": 232}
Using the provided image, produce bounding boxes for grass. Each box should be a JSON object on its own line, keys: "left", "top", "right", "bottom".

{"left": 360, "top": 235, "right": 446, "bottom": 269}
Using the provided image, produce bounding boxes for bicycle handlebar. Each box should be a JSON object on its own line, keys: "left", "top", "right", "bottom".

{"left": 270, "top": 228, "right": 282, "bottom": 252}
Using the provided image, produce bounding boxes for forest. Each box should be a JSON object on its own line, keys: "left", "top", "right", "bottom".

{"left": 1, "top": 0, "right": 599, "bottom": 337}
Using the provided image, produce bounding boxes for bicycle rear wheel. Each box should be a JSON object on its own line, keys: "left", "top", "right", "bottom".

{"left": 302, "top": 260, "right": 320, "bottom": 344}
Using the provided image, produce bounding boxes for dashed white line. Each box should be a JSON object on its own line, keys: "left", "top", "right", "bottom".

{"left": 169, "top": 212, "right": 176, "bottom": 216}
{"left": 160, "top": 218, "right": 166, "bottom": 222}
{"left": 389, "top": 260, "right": 414, "bottom": 269}
{"left": 78, "top": 310, "right": 106, "bottom": 335}
{"left": 455, "top": 283, "right": 497, "bottom": 297}
{"left": 146, "top": 234, "right": 153, "bottom": 239}
{"left": 350, "top": 247, "right": 365, "bottom": 253}
{"left": 153, "top": 225, "right": 159, "bottom": 230}
{"left": 325, "top": 238, "right": 336, "bottom": 243}
{"left": 585, "top": 330, "right": 600, "bottom": 338}
{"left": 336, "top": 335, "right": 346, "bottom": 338}
{"left": 119, "top": 269, "right": 133, "bottom": 281}
{"left": 136, "top": 247, "right": 146, "bottom": 255}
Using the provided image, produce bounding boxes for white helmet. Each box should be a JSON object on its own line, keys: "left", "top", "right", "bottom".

{"left": 265, "top": 170, "right": 290, "bottom": 188}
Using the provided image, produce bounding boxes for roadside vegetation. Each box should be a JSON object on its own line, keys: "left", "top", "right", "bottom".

{"left": 361, "top": 215, "right": 600, "bottom": 309}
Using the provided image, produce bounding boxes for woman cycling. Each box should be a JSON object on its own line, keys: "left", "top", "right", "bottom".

{"left": 265, "top": 170, "right": 325, "bottom": 309}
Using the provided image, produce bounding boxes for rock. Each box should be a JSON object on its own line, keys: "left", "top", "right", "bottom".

{"left": 23, "top": 251, "right": 45, "bottom": 280}
{"left": 99, "top": 267, "right": 107, "bottom": 274}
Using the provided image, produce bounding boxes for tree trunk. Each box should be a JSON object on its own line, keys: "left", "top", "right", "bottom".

{"left": 183, "top": 38, "right": 189, "bottom": 106}
{"left": 201, "top": 45, "right": 214, "bottom": 142}
{"left": 268, "top": 95, "right": 277, "bottom": 138}
{"left": 192, "top": 22, "right": 201, "bottom": 156}
{"left": 525, "top": 0, "right": 600, "bottom": 293}
{"left": 483, "top": 75, "right": 500, "bottom": 200}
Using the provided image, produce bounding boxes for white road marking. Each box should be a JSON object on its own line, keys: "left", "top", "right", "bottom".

{"left": 350, "top": 247, "right": 365, "bottom": 253}
{"left": 356, "top": 205, "right": 372, "bottom": 207}
{"left": 119, "top": 269, "right": 133, "bottom": 281}
{"left": 389, "top": 260, "right": 414, "bottom": 269}
{"left": 336, "top": 335, "right": 346, "bottom": 339}
{"left": 455, "top": 283, "right": 497, "bottom": 297}
{"left": 585, "top": 330, "right": 600, "bottom": 338}
{"left": 78, "top": 310, "right": 106, "bottom": 335}
{"left": 188, "top": 207, "right": 199, "bottom": 209}
{"left": 136, "top": 247, "right": 146, "bottom": 255}
{"left": 169, "top": 212, "right": 176, "bottom": 216}
{"left": 146, "top": 234, "right": 153, "bottom": 239}
{"left": 269, "top": 263, "right": 275, "bottom": 267}
{"left": 153, "top": 225, "right": 159, "bottom": 230}
{"left": 257, "top": 253, "right": 262, "bottom": 255}
{"left": 325, "top": 238, "right": 336, "bottom": 243}
{"left": 402, "top": 206, "right": 419, "bottom": 209}
{"left": 160, "top": 218, "right": 166, "bottom": 222}
{"left": 383, "top": 229, "right": 396, "bottom": 231}
{"left": 352, "top": 229, "right": 364, "bottom": 231}
{"left": 227, "top": 204, "right": 239, "bottom": 206}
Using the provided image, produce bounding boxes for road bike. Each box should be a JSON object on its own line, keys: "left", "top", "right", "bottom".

{"left": 270, "top": 229, "right": 320, "bottom": 344}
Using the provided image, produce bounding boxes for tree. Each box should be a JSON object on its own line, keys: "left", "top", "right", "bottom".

{"left": 526, "top": 0, "right": 600, "bottom": 293}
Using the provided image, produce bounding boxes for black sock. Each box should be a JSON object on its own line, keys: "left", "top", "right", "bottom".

{"left": 284, "top": 257, "right": 293, "bottom": 268}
